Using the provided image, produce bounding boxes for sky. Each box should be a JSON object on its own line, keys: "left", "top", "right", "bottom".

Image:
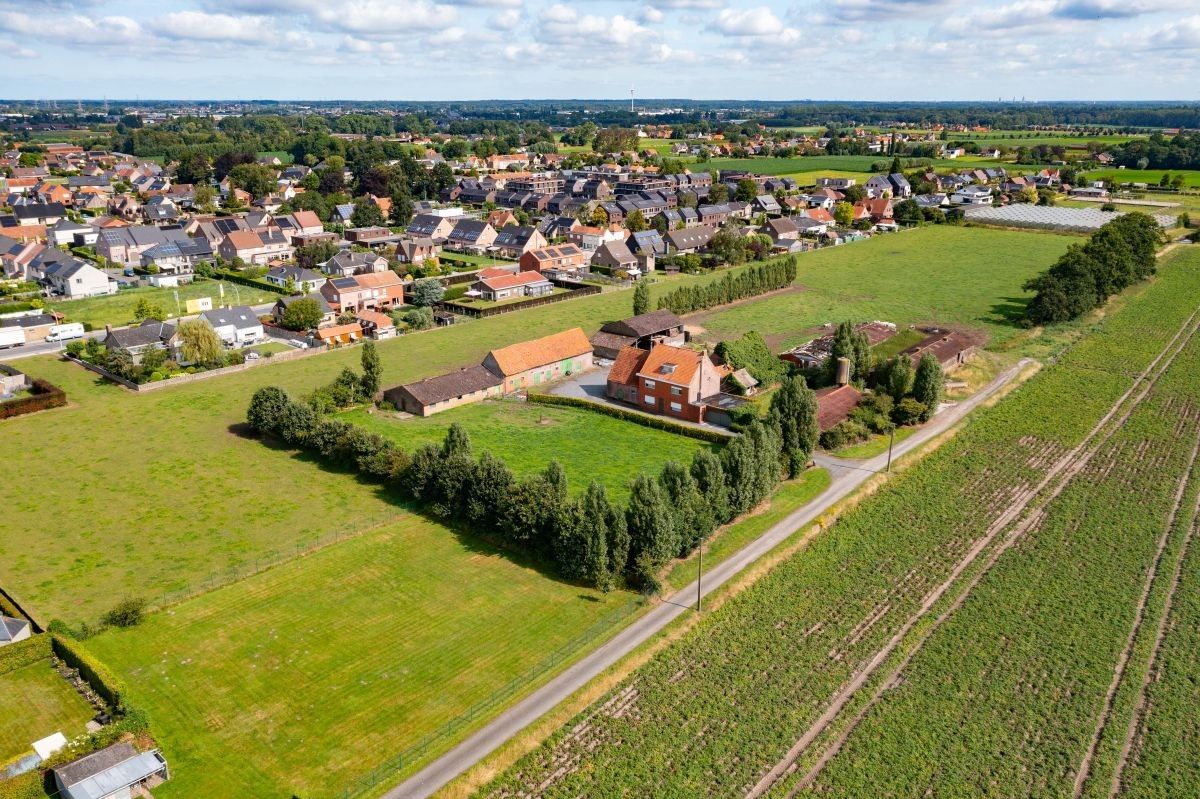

{"left": 1, "top": 0, "right": 1198, "bottom": 101}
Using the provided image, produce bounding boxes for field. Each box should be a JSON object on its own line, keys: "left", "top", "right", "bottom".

{"left": 690, "top": 226, "right": 1075, "bottom": 353}
{"left": 477, "top": 246, "right": 1200, "bottom": 799}
{"left": 85, "top": 515, "right": 639, "bottom": 799}
{"left": 341, "top": 400, "right": 712, "bottom": 502}
{"left": 45, "top": 279, "right": 279, "bottom": 329}
{"left": 1080, "top": 168, "right": 1200, "bottom": 188}
{"left": 0, "top": 227, "right": 1080, "bottom": 628}
{"left": 0, "top": 660, "right": 96, "bottom": 764}
{"left": 706, "top": 156, "right": 882, "bottom": 175}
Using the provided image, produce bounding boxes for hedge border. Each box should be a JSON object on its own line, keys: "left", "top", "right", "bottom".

{"left": 527, "top": 392, "right": 732, "bottom": 444}
{"left": 213, "top": 270, "right": 289, "bottom": 295}
{"left": 0, "top": 378, "right": 67, "bottom": 420}
{"left": 0, "top": 635, "right": 50, "bottom": 677}
{"left": 49, "top": 634, "right": 130, "bottom": 715}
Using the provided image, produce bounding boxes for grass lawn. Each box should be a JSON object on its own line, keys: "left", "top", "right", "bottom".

{"left": 458, "top": 287, "right": 572, "bottom": 310}
{"left": 689, "top": 226, "right": 1075, "bottom": 353}
{"left": 44, "top": 280, "right": 279, "bottom": 329}
{"left": 247, "top": 341, "right": 292, "bottom": 357}
{"left": 343, "top": 400, "right": 711, "bottom": 502}
{"left": 1079, "top": 167, "right": 1200, "bottom": 188}
{"left": 86, "top": 517, "right": 639, "bottom": 799}
{"left": 664, "top": 469, "right": 832, "bottom": 591}
{"left": 0, "top": 661, "right": 96, "bottom": 764}
{"left": 831, "top": 426, "right": 918, "bottom": 459}
{"left": 705, "top": 155, "right": 882, "bottom": 175}
{"left": 439, "top": 252, "right": 517, "bottom": 268}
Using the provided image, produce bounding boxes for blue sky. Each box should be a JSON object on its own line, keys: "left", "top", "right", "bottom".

{"left": 1, "top": 0, "right": 1198, "bottom": 101}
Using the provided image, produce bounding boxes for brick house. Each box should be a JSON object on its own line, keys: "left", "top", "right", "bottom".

{"left": 482, "top": 327, "right": 593, "bottom": 393}
{"left": 320, "top": 271, "right": 405, "bottom": 312}
{"left": 518, "top": 244, "right": 588, "bottom": 276}
{"left": 606, "top": 342, "right": 723, "bottom": 423}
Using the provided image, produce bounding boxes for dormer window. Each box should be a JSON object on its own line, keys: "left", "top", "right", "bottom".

{"left": 660, "top": 363, "right": 677, "bottom": 375}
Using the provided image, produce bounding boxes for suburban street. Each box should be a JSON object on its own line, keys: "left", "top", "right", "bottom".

{"left": 385, "top": 358, "right": 1034, "bottom": 799}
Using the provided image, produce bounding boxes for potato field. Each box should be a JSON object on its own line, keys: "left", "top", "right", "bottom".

{"left": 476, "top": 247, "right": 1200, "bottom": 799}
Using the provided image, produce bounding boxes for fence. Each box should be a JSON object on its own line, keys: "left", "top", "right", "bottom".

{"left": 331, "top": 592, "right": 648, "bottom": 799}
{"left": 437, "top": 284, "right": 601, "bottom": 319}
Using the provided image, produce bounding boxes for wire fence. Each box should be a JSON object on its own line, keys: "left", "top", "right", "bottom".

{"left": 330, "top": 592, "right": 649, "bottom": 799}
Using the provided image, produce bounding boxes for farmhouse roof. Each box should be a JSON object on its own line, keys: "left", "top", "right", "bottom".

{"left": 636, "top": 342, "right": 705, "bottom": 387}
{"left": 486, "top": 327, "right": 591, "bottom": 376}
{"left": 397, "top": 365, "right": 502, "bottom": 406}
{"left": 600, "top": 309, "right": 682, "bottom": 339}
{"left": 815, "top": 384, "right": 862, "bottom": 430}
{"left": 608, "top": 345, "right": 648, "bottom": 385}
{"left": 478, "top": 271, "right": 550, "bottom": 291}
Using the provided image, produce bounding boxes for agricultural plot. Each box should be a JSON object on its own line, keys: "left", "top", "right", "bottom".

{"left": 1078, "top": 168, "right": 1200, "bottom": 188}
{"left": 0, "top": 660, "right": 96, "bottom": 764}
{"left": 705, "top": 156, "right": 882, "bottom": 175}
{"left": 691, "top": 226, "right": 1074, "bottom": 352}
{"left": 476, "top": 247, "right": 1200, "bottom": 799}
{"left": 341, "top": 401, "right": 713, "bottom": 502}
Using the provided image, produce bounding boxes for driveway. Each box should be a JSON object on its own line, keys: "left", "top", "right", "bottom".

{"left": 549, "top": 365, "right": 735, "bottom": 436}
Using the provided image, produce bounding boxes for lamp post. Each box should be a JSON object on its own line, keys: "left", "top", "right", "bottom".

{"left": 886, "top": 424, "right": 896, "bottom": 473}
{"left": 696, "top": 546, "right": 703, "bottom": 612}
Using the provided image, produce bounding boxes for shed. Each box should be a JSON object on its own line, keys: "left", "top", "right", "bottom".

{"left": 52, "top": 742, "right": 169, "bottom": 799}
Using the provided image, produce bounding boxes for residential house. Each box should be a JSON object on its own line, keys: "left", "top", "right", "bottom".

{"left": 12, "top": 202, "right": 65, "bottom": 226}
{"left": 41, "top": 258, "right": 116, "bottom": 298}
{"left": 487, "top": 209, "right": 519, "bottom": 229}
{"left": 471, "top": 270, "right": 554, "bottom": 302}
{"left": 491, "top": 225, "right": 547, "bottom": 259}
{"left": 627, "top": 230, "right": 666, "bottom": 258}
{"left": 383, "top": 365, "right": 503, "bottom": 417}
{"left": 320, "top": 271, "right": 405, "bottom": 313}
{"left": 48, "top": 219, "right": 97, "bottom": 248}
{"left": 591, "top": 239, "right": 638, "bottom": 273}
{"left": 52, "top": 743, "right": 169, "bottom": 799}
{"left": 445, "top": 219, "right": 498, "bottom": 254}
{"left": 357, "top": 309, "right": 396, "bottom": 340}
{"left": 275, "top": 210, "right": 324, "bottom": 242}
{"left": 265, "top": 265, "right": 324, "bottom": 293}
{"left": 951, "top": 185, "right": 994, "bottom": 205}
{"left": 141, "top": 195, "right": 179, "bottom": 225}
{"left": 865, "top": 175, "right": 894, "bottom": 198}
{"left": 753, "top": 194, "right": 782, "bottom": 216}
{"left": 0, "top": 615, "right": 31, "bottom": 647}
{"left": 481, "top": 327, "right": 593, "bottom": 393}
{"left": 666, "top": 226, "right": 714, "bottom": 254}
{"left": 218, "top": 229, "right": 292, "bottom": 265}
{"left": 590, "top": 309, "right": 686, "bottom": 360}
{"left": 320, "top": 249, "right": 389, "bottom": 277}
{"left": 519, "top": 244, "right": 588, "bottom": 277}
{"left": 315, "top": 322, "right": 365, "bottom": 347}
{"left": 396, "top": 237, "right": 439, "bottom": 266}
{"left": 569, "top": 225, "right": 623, "bottom": 252}
{"left": 272, "top": 292, "right": 335, "bottom": 328}
{"left": 103, "top": 320, "right": 178, "bottom": 364}
{"left": 606, "top": 342, "right": 723, "bottom": 423}
{"left": 331, "top": 203, "right": 356, "bottom": 225}
{"left": 139, "top": 236, "right": 214, "bottom": 282}
{"left": 887, "top": 173, "right": 912, "bottom": 198}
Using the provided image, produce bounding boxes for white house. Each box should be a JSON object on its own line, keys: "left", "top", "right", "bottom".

{"left": 951, "top": 185, "right": 994, "bottom": 206}
{"left": 41, "top": 259, "right": 117, "bottom": 298}
{"left": 199, "top": 306, "right": 264, "bottom": 348}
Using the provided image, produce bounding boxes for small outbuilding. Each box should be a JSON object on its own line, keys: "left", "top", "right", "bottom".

{"left": 52, "top": 742, "right": 169, "bottom": 799}
{"left": 0, "top": 615, "right": 31, "bottom": 646}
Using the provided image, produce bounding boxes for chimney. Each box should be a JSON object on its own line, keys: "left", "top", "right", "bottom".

{"left": 836, "top": 357, "right": 850, "bottom": 386}
{"left": 105, "top": 323, "right": 112, "bottom": 334}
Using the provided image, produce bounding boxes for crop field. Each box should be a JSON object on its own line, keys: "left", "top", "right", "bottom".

{"left": 1080, "top": 168, "right": 1200, "bottom": 188}
{"left": 705, "top": 155, "right": 882, "bottom": 175}
{"left": 85, "top": 515, "right": 638, "bottom": 799}
{"left": 690, "top": 226, "right": 1075, "bottom": 352}
{"left": 341, "top": 400, "right": 712, "bottom": 502}
{"left": 477, "top": 247, "right": 1200, "bottom": 799}
{"left": 0, "top": 660, "right": 96, "bottom": 764}
{"left": 46, "top": 279, "right": 278, "bottom": 329}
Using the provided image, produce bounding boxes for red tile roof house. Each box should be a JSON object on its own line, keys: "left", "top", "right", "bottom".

{"left": 320, "top": 271, "right": 406, "bottom": 313}
{"left": 217, "top": 229, "right": 292, "bottom": 266}
{"left": 518, "top": 244, "right": 588, "bottom": 277}
{"left": 469, "top": 270, "right": 554, "bottom": 302}
{"left": 606, "top": 342, "right": 723, "bottom": 424}
{"left": 482, "top": 327, "right": 594, "bottom": 394}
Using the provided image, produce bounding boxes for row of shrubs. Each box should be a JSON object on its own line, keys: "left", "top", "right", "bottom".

{"left": 656, "top": 256, "right": 797, "bottom": 315}
{"left": 0, "top": 378, "right": 67, "bottom": 420}
{"left": 247, "top": 375, "right": 820, "bottom": 592}
{"left": 0, "top": 635, "right": 50, "bottom": 676}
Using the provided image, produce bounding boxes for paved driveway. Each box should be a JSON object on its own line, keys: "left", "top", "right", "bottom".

{"left": 548, "top": 365, "right": 734, "bottom": 436}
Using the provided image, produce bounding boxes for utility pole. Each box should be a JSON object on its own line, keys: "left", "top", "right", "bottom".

{"left": 696, "top": 546, "right": 702, "bottom": 612}
{"left": 886, "top": 425, "right": 896, "bottom": 473}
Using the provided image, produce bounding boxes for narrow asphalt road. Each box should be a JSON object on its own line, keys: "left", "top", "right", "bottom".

{"left": 385, "top": 358, "right": 1034, "bottom": 799}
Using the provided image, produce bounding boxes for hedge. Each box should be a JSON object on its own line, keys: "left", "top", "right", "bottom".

{"left": 0, "top": 635, "right": 51, "bottom": 677}
{"left": 0, "top": 379, "right": 67, "bottom": 420}
{"left": 50, "top": 634, "right": 129, "bottom": 715}
{"left": 526, "top": 392, "right": 732, "bottom": 444}
{"left": 213, "top": 270, "right": 289, "bottom": 295}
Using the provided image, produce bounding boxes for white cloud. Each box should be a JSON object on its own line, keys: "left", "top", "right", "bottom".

{"left": 708, "top": 6, "right": 800, "bottom": 45}
{"left": 537, "top": 4, "right": 651, "bottom": 47}
{"left": 150, "top": 11, "right": 275, "bottom": 43}
{"left": 490, "top": 8, "right": 520, "bottom": 28}
{"left": 639, "top": 5, "right": 665, "bottom": 23}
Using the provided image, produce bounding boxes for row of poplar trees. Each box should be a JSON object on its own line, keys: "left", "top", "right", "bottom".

{"left": 246, "top": 376, "right": 819, "bottom": 593}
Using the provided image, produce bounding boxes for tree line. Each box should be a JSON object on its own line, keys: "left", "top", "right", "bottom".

{"left": 657, "top": 257, "right": 797, "bottom": 315}
{"left": 1023, "top": 213, "right": 1162, "bottom": 326}
{"left": 246, "top": 374, "right": 819, "bottom": 593}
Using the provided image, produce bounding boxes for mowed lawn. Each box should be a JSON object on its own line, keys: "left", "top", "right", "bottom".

{"left": 0, "top": 660, "right": 96, "bottom": 763}
{"left": 86, "top": 518, "right": 637, "bottom": 799}
{"left": 342, "top": 401, "right": 712, "bottom": 502}
{"left": 45, "top": 279, "right": 279, "bottom": 329}
{"left": 0, "top": 270, "right": 738, "bottom": 626}
{"left": 690, "top": 226, "right": 1075, "bottom": 352}
{"left": 705, "top": 155, "right": 881, "bottom": 175}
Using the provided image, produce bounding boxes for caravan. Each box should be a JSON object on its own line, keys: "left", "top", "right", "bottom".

{"left": 45, "top": 323, "right": 85, "bottom": 343}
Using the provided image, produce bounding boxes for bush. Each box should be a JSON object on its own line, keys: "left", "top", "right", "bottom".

{"left": 0, "top": 378, "right": 67, "bottom": 419}
{"left": 0, "top": 635, "right": 51, "bottom": 676}
{"left": 892, "top": 397, "right": 926, "bottom": 426}
{"left": 101, "top": 597, "right": 146, "bottom": 628}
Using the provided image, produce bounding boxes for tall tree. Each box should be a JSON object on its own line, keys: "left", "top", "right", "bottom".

{"left": 768, "top": 375, "right": 819, "bottom": 478}
{"left": 177, "top": 318, "right": 223, "bottom": 366}
{"left": 886, "top": 355, "right": 915, "bottom": 403}
{"left": 360, "top": 341, "right": 381, "bottom": 398}
{"left": 691, "top": 449, "right": 729, "bottom": 525}
{"left": 626, "top": 474, "right": 676, "bottom": 572}
{"left": 911, "top": 353, "right": 944, "bottom": 422}
{"left": 658, "top": 461, "right": 712, "bottom": 555}
{"left": 633, "top": 279, "right": 651, "bottom": 316}
{"left": 626, "top": 209, "right": 649, "bottom": 232}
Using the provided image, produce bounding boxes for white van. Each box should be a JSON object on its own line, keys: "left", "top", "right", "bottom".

{"left": 45, "top": 323, "right": 86, "bottom": 343}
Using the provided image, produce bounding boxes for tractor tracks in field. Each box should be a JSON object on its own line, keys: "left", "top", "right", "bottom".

{"left": 745, "top": 304, "right": 1200, "bottom": 799}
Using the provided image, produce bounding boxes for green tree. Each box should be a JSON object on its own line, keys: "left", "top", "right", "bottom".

{"left": 350, "top": 202, "right": 385, "bottom": 228}
{"left": 886, "top": 355, "right": 915, "bottom": 403}
{"left": 708, "top": 182, "right": 729, "bottom": 203}
{"left": 834, "top": 201, "right": 854, "bottom": 227}
{"left": 625, "top": 209, "right": 649, "bottom": 232}
{"left": 632, "top": 279, "right": 651, "bottom": 316}
{"left": 735, "top": 179, "right": 758, "bottom": 202}
{"left": 893, "top": 199, "right": 923, "bottom": 226}
{"left": 409, "top": 278, "right": 445, "bottom": 307}
{"left": 281, "top": 297, "right": 323, "bottom": 331}
{"left": 133, "top": 297, "right": 166, "bottom": 322}
{"left": 360, "top": 340, "right": 381, "bottom": 398}
{"left": 177, "top": 318, "right": 224, "bottom": 366}
{"left": 227, "top": 163, "right": 277, "bottom": 198}
{"left": 768, "top": 375, "right": 819, "bottom": 477}
{"left": 626, "top": 474, "right": 676, "bottom": 576}
{"left": 658, "top": 461, "right": 713, "bottom": 555}
{"left": 247, "top": 386, "right": 291, "bottom": 435}
{"left": 194, "top": 184, "right": 216, "bottom": 212}
{"left": 464, "top": 451, "right": 514, "bottom": 530}
{"left": 402, "top": 306, "right": 434, "bottom": 330}
{"left": 567, "top": 481, "right": 618, "bottom": 591}
{"left": 911, "top": 353, "right": 944, "bottom": 422}
{"left": 174, "top": 151, "right": 211, "bottom": 185}
{"left": 691, "top": 449, "right": 730, "bottom": 525}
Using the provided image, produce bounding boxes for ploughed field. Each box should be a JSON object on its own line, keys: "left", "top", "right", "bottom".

{"left": 478, "top": 246, "right": 1200, "bottom": 799}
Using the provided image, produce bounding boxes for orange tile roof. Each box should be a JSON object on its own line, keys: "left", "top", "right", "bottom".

{"left": 609, "top": 345, "right": 648, "bottom": 385}
{"left": 356, "top": 309, "right": 395, "bottom": 328}
{"left": 352, "top": 271, "right": 403, "bottom": 289}
{"left": 636, "top": 343, "right": 704, "bottom": 387}
{"left": 480, "top": 271, "right": 549, "bottom": 290}
{"left": 478, "top": 266, "right": 515, "bottom": 279}
{"left": 487, "top": 327, "right": 591, "bottom": 376}
{"left": 224, "top": 230, "right": 263, "bottom": 251}
{"left": 292, "top": 210, "right": 321, "bottom": 229}
{"left": 315, "top": 322, "right": 363, "bottom": 340}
